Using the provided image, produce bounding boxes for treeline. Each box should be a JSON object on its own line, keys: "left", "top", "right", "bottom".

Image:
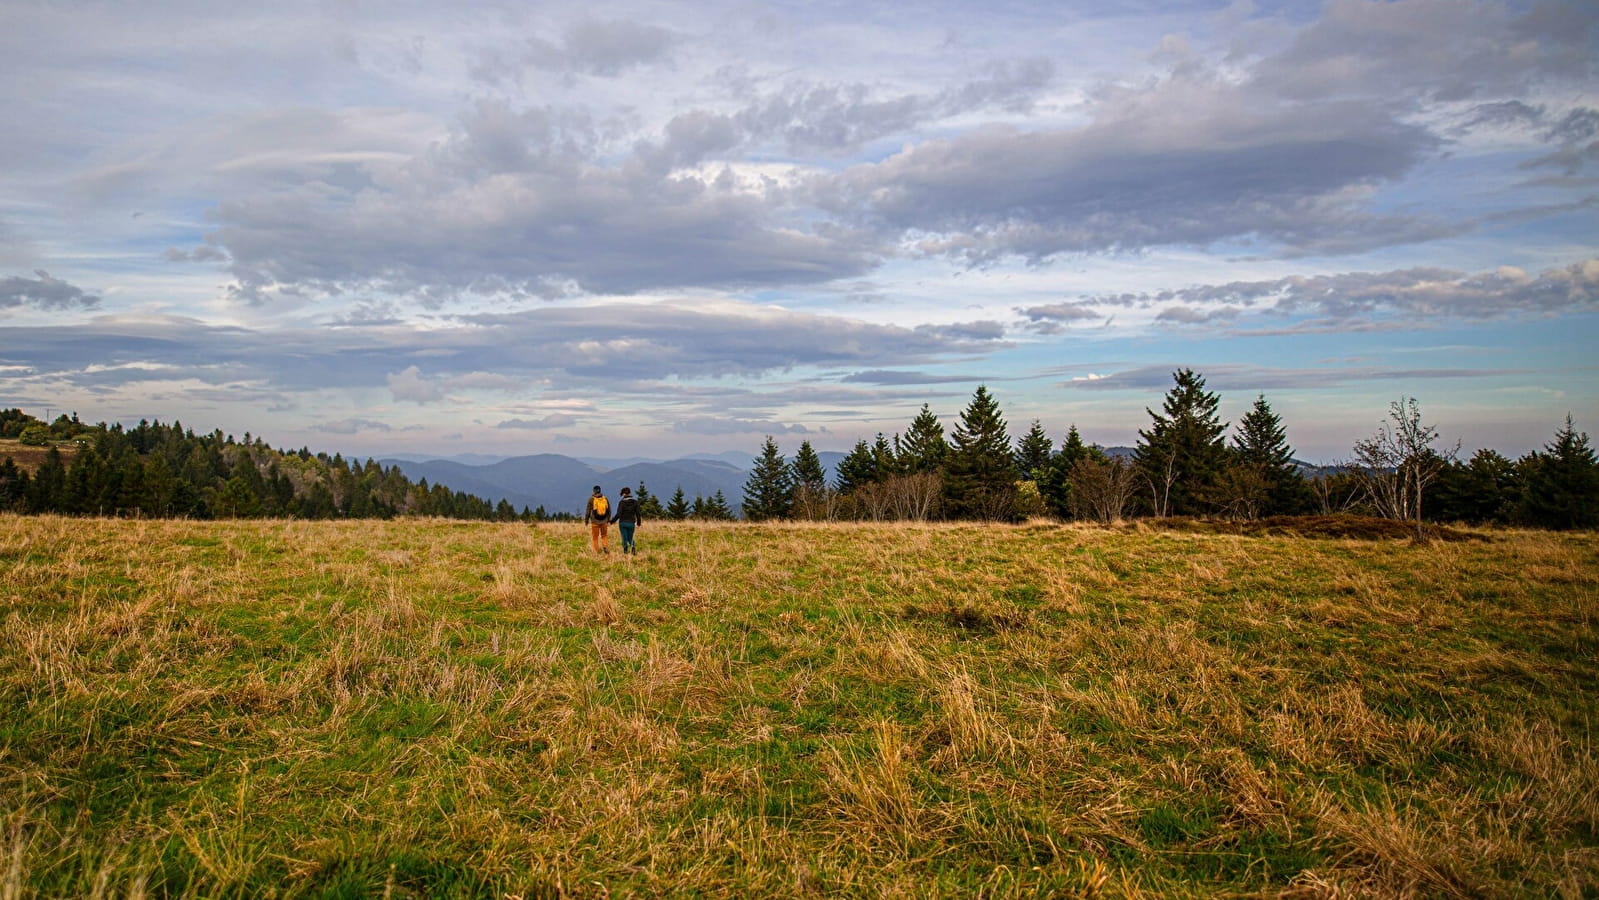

{"left": 0, "top": 411, "right": 556, "bottom": 522}
{"left": 739, "top": 371, "right": 1599, "bottom": 530}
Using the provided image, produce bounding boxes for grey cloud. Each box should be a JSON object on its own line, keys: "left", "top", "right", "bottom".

{"left": 1062, "top": 363, "right": 1527, "bottom": 393}
{"left": 163, "top": 245, "right": 230, "bottom": 263}
{"left": 670, "top": 417, "right": 811, "bottom": 436}
{"left": 517, "top": 19, "right": 676, "bottom": 79}
{"left": 1017, "top": 301, "right": 1103, "bottom": 334}
{"left": 496, "top": 414, "right": 578, "bottom": 430}
{"left": 1155, "top": 305, "right": 1242, "bottom": 325}
{"left": 0, "top": 270, "right": 101, "bottom": 311}
{"left": 322, "top": 418, "right": 393, "bottom": 434}
{"left": 1252, "top": 0, "right": 1597, "bottom": 104}
{"left": 0, "top": 298, "right": 1004, "bottom": 394}
{"left": 840, "top": 370, "right": 983, "bottom": 385}
{"left": 1134, "top": 258, "right": 1599, "bottom": 329}
{"left": 209, "top": 101, "right": 881, "bottom": 300}
{"left": 820, "top": 68, "right": 1446, "bottom": 262}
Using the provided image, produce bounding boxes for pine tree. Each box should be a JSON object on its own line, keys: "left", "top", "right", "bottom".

{"left": 666, "top": 486, "right": 691, "bottom": 520}
{"left": 1038, "top": 425, "right": 1104, "bottom": 518}
{"left": 702, "top": 490, "right": 735, "bottom": 520}
{"left": 636, "top": 481, "right": 666, "bottom": 518}
{"left": 1231, "top": 394, "right": 1313, "bottom": 516}
{"left": 898, "top": 404, "right": 948, "bottom": 473}
{"left": 944, "top": 385, "right": 1017, "bottom": 519}
{"left": 1014, "top": 420, "right": 1054, "bottom": 481}
{"left": 742, "top": 436, "right": 795, "bottom": 521}
{"left": 1519, "top": 415, "right": 1599, "bottom": 529}
{"left": 791, "top": 441, "right": 827, "bottom": 493}
{"left": 1134, "top": 369, "right": 1228, "bottom": 517}
{"left": 834, "top": 439, "right": 878, "bottom": 494}
{"left": 871, "top": 433, "right": 902, "bottom": 479}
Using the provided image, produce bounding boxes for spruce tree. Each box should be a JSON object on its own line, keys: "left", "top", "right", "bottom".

{"left": 834, "top": 439, "right": 878, "bottom": 494}
{"left": 791, "top": 441, "right": 827, "bottom": 494}
{"left": 1519, "top": 415, "right": 1599, "bottom": 529}
{"left": 898, "top": 404, "right": 948, "bottom": 473}
{"left": 703, "top": 490, "right": 735, "bottom": 520}
{"left": 1038, "top": 425, "right": 1104, "bottom": 518}
{"left": 1231, "top": 394, "right": 1313, "bottom": 516}
{"left": 666, "top": 486, "right": 691, "bottom": 520}
{"left": 741, "top": 436, "right": 794, "bottom": 521}
{"left": 1134, "top": 369, "right": 1228, "bottom": 516}
{"left": 944, "top": 385, "right": 1017, "bottom": 519}
{"left": 1014, "top": 420, "right": 1054, "bottom": 481}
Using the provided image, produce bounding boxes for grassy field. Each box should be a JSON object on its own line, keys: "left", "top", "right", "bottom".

{"left": 1, "top": 515, "right": 1595, "bottom": 898}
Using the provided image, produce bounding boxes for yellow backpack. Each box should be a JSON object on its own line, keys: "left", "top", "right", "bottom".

{"left": 593, "top": 495, "right": 609, "bottom": 516}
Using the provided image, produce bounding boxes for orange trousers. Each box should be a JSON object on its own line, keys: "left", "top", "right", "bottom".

{"left": 589, "top": 522, "right": 610, "bottom": 553}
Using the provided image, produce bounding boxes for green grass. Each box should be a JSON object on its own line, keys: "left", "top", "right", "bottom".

{"left": 1, "top": 515, "right": 1596, "bottom": 897}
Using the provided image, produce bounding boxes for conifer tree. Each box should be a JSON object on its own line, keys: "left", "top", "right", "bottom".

{"left": 702, "top": 490, "right": 735, "bottom": 520}
{"left": 1038, "top": 425, "right": 1104, "bottom": 518}
{"left": 944, "top": 385, "right": 1017, "bottom": 519}
{"left": 834, "top": 439, "right": 878, "bottom": 494}
{"left": 1519, "top": 415, "right": 1599, "bottom": 529}
{"left": 791, "top": 441, "right": 827, "bottom": 494}
{"left": 1134, "top": 369, "right": 1228, "bottom": 516}
{"left": 666, "top": 486, "right": 691, "bottom": 520}
{"left": 1231, "top": 394, "right": 1313, "bottom": 515}
{"left": 742, "top": 436, "right": 795, "bottom": 521}
{"left": 1014, "top": 420, "right": 1054, "bottom": 481}
{"left": 898, "top": 404, "right": 948, "bottom": 473}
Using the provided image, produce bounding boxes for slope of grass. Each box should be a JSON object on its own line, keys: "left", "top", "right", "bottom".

{"left": 1, "top": 515, "right": 1595, "bottom": 898}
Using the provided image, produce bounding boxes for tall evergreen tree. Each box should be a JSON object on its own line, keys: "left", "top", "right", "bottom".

{"left": 742, "top": 436, "right": 794, "bottom": 521}
{"left": 1231, "top": 394, "right": 1313, "bottom": 515}
{"left": 1134, "top": 369, "right": 1228, "bottom": 516}
{"left": 898, "top": 404, "right": 948, "bottom": 473}
{"left": 636, "top": 481, "right": 666, "bottom": 518}
{"left": 702, "top": 490, "right": 735, "bottom": 520}
{"left": 1014, "top": 420, "right": 1054, "bottom": 481}
{"left": 791, "top": 441, "right": 827, "bottom": 494}
{"left": 1518, "top": 415, "right": 1599, "bottom": 530}
{"left": 834, "top": 439, "right": 879, "bottom": 494}
{"left": 1038, "top": 425, "right": 1104, "bottom": 518}
{"left": 666, "top": 486, "right": 691, "bottom": 520}
{"left": 944, "top": 385, "right": 1017, "bottom": 519}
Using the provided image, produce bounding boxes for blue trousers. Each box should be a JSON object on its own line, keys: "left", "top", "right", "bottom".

{"left": 618, "top": 522, "right": 637, "bottom": 553}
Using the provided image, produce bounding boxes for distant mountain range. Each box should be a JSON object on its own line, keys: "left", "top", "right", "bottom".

{"left": 382, "top": 446, "right": 1333, "bottom": 517}
{"left": 380, "top": 451, "right": 845, "bottom": 516}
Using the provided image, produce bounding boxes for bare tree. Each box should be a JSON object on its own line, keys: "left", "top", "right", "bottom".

{"left": 1351, "top": 398, "right": 1458, "bottom": 538}
{"left": 1068, "top": 457, "right": 1138, "bottom": 524}
{"left": 1205, "top": 461, "right": 1269, "bottom": 521}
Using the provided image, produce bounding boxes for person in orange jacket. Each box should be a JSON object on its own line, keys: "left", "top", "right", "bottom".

{"left": 584, "top": 484, "right": 611, "bottom": 554}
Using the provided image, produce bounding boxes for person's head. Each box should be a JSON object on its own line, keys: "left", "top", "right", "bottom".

{"left": 620, "top": 487, "right": 632, "bottom": 497}
{"left": 592, "top": 485, "right": 603, "bottom": 495}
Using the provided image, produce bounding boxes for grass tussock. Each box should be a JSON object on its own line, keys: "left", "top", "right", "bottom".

{"left": 0, "top": 514, "right": 1595, "bottom": 897}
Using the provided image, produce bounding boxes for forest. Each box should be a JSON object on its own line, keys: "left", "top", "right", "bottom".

{"left": 3, "top": 367, "right": 1596, "bottom": 529}
{"left": 737, "top": 370, "right": 1599, "bottom": 530}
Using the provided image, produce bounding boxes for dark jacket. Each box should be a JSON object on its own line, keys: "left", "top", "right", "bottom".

{"left": 611, "top": 496, "right": 642, "bottom": 525}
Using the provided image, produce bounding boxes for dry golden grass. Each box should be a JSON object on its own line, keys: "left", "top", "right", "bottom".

{"left": 0, "top": 514, "right": 1595, "bottom": 897}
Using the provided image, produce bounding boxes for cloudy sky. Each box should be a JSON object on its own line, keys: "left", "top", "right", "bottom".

{"left": 2, "top": 0, "right": 1595, "bottom": 462}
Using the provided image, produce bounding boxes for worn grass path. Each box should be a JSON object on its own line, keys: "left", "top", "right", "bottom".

{"left": 2, "top": 515, "right": 1595, "bottom": 897}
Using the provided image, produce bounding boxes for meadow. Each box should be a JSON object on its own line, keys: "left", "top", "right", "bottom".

{"left": 1, "top": 514, "right": 1594, "bottom": 898}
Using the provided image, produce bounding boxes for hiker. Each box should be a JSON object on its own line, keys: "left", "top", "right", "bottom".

{"left": 611, "top": 486, "right": 643, "bottom": 555}
{"left": 584, "top": 485, "right": 611, "bottom": 554}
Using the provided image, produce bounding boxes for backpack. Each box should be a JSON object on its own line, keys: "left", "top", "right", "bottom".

{"left": 592, "top": 495, "right": 609, "bottom": 517}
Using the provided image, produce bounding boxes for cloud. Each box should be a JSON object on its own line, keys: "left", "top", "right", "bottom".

{"left": 0, "top": 297, "right": 1006, "bottom": 396}
{"left": 840, "top": 369, "right": 984, "bottom": 385}
{"left": 322, "top": 417, "right": 393, "bottom": 434}
{"left": 1126, "top": 258, "right": 1599, "bottom": 330}
{"left": 386, "top": 365, "right": 444, "bottom": 403}
{"left": 818, "top": 65, "right": 1451, "bottom": 262}
{"left": 475, "top": 18, "right": 677, "bottom": 84}
{"left": 0, "top": 271, "right": 101, "bottom": 311}
{"left": 670, "top": 417, "right": 811, "bottom": 436}
{"left": 495, "top": 414, "right": 578, "bottom": 430}
{"left": 1061, "top": 363, "right": 1527, "bottom": 393}
{"left": 1016, "top": 301, "right": 1104, "bottom": 334}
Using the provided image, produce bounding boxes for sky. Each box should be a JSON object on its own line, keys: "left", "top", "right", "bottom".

{"left": 1, "top": 0, "right": 1595, "bottom": 464}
